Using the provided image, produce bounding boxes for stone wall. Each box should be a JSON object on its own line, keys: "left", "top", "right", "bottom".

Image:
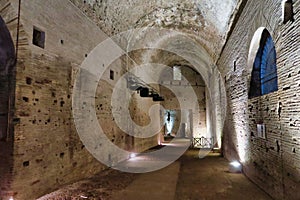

{"left": 0, "top": 0, "right": 19, "bottom": 199}
{"left": 0, "top": 0, "right": 159, "bottom": 199}
{"left": 6, "top": 0, "right": 106, "bottom": 199}
{"left": 68, "top": 0, "right": 238, "bottom": 61}
{"left": 218, "top": 0, "right": 300, "bottom": 199}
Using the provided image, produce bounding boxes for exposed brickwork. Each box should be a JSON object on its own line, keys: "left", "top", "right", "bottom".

{"left": 0, "top": 1, "right": 18, "bottom": 199}
{"left": 0, "top": 1, "right": 161, "bottom": 199}
{"left": 2, "top": 0, "right": 300, "bottom": 200}
{"left": 218, "top": 0, "right": 300, "bottom": 199}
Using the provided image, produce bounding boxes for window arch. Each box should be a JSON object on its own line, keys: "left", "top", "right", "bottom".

{"left": 248, "top": 29, "right": 278, "bottom": 98}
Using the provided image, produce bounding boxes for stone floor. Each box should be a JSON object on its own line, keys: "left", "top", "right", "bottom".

{"left": 38, "top": 141, "right": 273, "bottom": 200}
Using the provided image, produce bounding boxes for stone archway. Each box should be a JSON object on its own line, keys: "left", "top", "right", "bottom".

{"left": 122, "top": 28, "right": 227, "bottom": 149}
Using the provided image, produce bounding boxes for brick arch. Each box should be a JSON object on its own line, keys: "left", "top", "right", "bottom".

{"left": 129, "top": 30, "right": 226, "bottom": 149}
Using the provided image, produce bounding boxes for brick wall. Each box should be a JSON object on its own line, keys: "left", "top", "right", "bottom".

{"left": 0, "top": 1, "right": 18, "bottom": 199}
{"left": 0, "top": 0, "right": 161, "bottom": 199}
{"left": 7, "top": 0, "right": 107, "bottom": 197}
{"left": 218, "top": 0, "right": 300, "bottom": 199}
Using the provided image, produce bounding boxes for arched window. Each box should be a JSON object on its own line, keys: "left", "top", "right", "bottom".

{"left": 249, "top": 29, "right": 278, "bottom": 98}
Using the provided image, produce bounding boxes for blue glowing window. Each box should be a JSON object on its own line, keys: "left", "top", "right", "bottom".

{"left": 249, "top": 31, "right": 278, "bottom": 98}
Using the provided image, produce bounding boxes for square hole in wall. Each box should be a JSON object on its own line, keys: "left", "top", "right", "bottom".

{"left": 110, "top": 70, "right": 114, "bottom": 80}
{"left": 32, "top": 27, "right": 45, "bottom": 48}
{"left": 23, "top": 161, "right": 30, "bottom": 167}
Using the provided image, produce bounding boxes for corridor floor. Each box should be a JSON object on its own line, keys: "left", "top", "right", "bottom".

{"left": 39, "top": 146, "right": 273, "bottom": 200}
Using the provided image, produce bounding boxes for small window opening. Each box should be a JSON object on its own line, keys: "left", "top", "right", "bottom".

{"left": 32, "top": 27, "right": 45, "bottom": 48}
{"left": 173, "top": 66, "right": 182, "bottom": 81}
{"left": 110, "top": 70, "right": 114, "bottom": 80}
{"left": 234, "top": 60, "right": 237, "bottom": 71}
{"left": 282, "top": 0, "right": 294, "bottom": 24}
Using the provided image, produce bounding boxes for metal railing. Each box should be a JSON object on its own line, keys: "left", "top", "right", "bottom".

{"left": 191, "top": 136, "right": 214, "bottom": 148}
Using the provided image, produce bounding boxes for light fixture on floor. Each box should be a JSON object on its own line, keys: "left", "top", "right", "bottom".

{"left": 9, "top": 197, "right": 14, "bottom": 200}
{"left": 130, "top": 153, "right": 136, "bottom": 159}
{"left": 229, "top": 161, "right": 242, "bottom": 173}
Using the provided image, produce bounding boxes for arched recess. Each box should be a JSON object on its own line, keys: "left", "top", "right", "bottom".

{"left": 122, "top": 28, "right": 227, "bottom": 149}
{"left": 248, "top": 27, "right": 278, "bottom": 98}
{"left": 0, "top": 15, "right": 16, "bottom": 141}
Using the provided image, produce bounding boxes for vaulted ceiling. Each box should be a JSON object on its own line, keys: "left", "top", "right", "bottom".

{"left": 72, "top": 0, "right": 242, "bottom": 61}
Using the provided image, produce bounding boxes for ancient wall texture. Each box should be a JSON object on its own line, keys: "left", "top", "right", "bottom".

{"left": 0, "top": 0, "right": 20, "bottom": 199}
{"left": 2, "top": 0, "right": 106, "bottom": 199}
{"left": 218, "top": 0, "right": 300, "bottom": 199}
{"left": 2, "top": 0, "right": 300, "bottom": 199}
{"left": 68, "top": 0, "right": 238, "bottom": 61}
{"left": 0, "top": 0, "right": 159, "bottom": 199}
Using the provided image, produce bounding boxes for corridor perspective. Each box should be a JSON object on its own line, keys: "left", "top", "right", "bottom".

{"left": 0, "top": 0, "right": 300, "bottom": 200}
{"left": 38, "top": 139, "right": 272, "bottom": 200}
